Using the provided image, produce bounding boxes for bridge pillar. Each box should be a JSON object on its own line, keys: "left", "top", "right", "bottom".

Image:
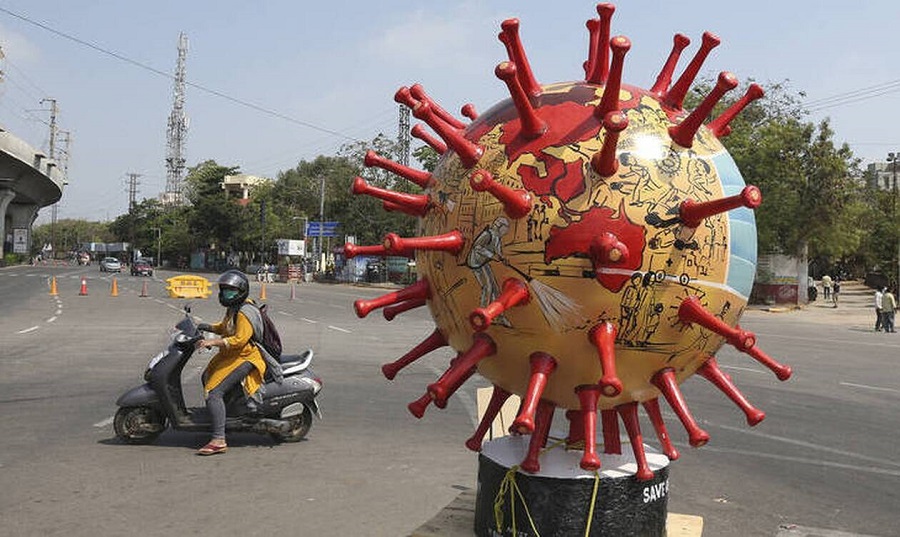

{"left": 0, "top": 188, "right": 15, "bottom": 258}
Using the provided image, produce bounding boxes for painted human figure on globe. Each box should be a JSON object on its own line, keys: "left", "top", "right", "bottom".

{"left": 346, "top": 2, "right": 792, "bottom": 480}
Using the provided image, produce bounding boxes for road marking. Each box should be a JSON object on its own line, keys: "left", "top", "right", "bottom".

{"left": 776, "top": 523, "right": 885, "bottom": 536}
{"left": 692, "top": 444, "right": 900, "bottom": 478}
{"left": 93, "top": 417, "right": 114, "bottom": 428}
{"left": 328, "top": 325, "right": 351, "bottom": 333}
{"left": 46, "top": 316, "right": 57, "bottom": 323}
{"left": 719, "top": 364, "right": 767, "bottom": 375}
{"left": 17, "top": 326, "right": 39, "bottom": 334}
{"left": 278, "top": 311, "right": 293, "bottom": 316}
{"left": 301, "top": 318, "right": 317, "bottom": 324}
{"left": 839, "top": 381, "right": 899, "bottom": 394}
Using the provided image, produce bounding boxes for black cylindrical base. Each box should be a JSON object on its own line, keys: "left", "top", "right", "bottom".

{"left": 474, "top": 436, "right": 670, "bottom": 537}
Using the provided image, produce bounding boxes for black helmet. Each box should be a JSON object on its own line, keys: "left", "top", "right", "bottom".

{"left": 217, "top": 270, "right": 249, "bottom": 307}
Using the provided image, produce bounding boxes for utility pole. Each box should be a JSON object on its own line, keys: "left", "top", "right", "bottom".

{"left": 164, "top": 33, "right": 188, "bottom": 207}
{"left": 318, "top": 174, "right": 325, "bottom": 273}
{"left": 42, "top": 98, "right": 58, "bottom": 255}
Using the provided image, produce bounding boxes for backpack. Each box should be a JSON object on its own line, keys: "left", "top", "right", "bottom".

{"left": 240, "top": 302, "right": 284, "bottom": 383}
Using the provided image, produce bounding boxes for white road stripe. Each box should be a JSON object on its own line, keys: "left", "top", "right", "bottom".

{"left": 301, "top": 318, "right": 317, "bottom": 324}
{"left": 46, "top": 316, "right": 57, "bottom": 323}
{"left": 719, "top": 364, "right": 767, "bottom": 375}
{"left": 93, "top": 417, "right": 114, "bottom": 428}
{"left": 839, "top": 381, "right": 899, "bottom": 394}
{"left": 776, "top": 524, "right": 883, "bottom": 537}
{"left": 17, "top": 326, "right": 39, "bottom": 334}
{"left": 328, "top": 325, "right": 351, "bottom": 333}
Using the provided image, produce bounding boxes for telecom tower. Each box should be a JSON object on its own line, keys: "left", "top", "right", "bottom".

{"left": 164, "top": 32, "right": 188, "bottom": 206}
{"left": 397, "top": 104, "right": 410, "bottom": 167}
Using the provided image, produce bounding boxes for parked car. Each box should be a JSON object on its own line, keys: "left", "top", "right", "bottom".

{"left": 99, "top": 257, "right": 122, "bottom": 272}
{"left": 131, "top": 258, "right": 154, "bottom": 277}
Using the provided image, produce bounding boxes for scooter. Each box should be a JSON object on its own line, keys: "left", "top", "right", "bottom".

{"left": 114, "top": 307, "right": 323, "bottom": 445}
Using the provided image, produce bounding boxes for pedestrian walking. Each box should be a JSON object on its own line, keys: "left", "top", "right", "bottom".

{"left": 821, "top": 274, "right": 833, "bottom": 300}
{"left": 832, "top": 278, "right": 841, "bottom": 308}
{"left": 875, "top": 287, "right": 885, "bottom": 332}
{"left": 882, "top": 288, "right": 897, "bottom": 333}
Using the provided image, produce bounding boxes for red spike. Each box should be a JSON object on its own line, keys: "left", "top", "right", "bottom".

{"left": 381, "top": 200, "right": 423, "bottom": 219}
{"left": 511, "top": 352, "right": 558, "bottom": 434}
{"left": 383, "top": 230, "right": 464, "bottom": 256}
{"left": 520, "top": 399, "right": 555, "bottom": 473}
{"left": 666, "top": 31, "right": 721, "bottom": 110}
{"left": 465, "top": 384, "right": 512, "bottom": 452}
{"left": 383, "top": 297, "right": 427, "bottom": 321}
{"left": 744, "top": 338, "right": 793, "bottom": 380}
{"left": 381, "top": 328, "right": 447, "bottom": 380}
{"left": 461, "top": 103, "right": 478, "bottom": 121}
{"left": 433, "top": 364, "right": 477, "bottom": 409}
{"left": 498, "top": 19, "right": 541, "bottom": 98}
{"left": 651, "top": 368, "right": 710, "bottom": 447}
{"left": 586, "top": 3, "right": 616, "bottom": 84}
{"left": 650, "top": 34, "right": 691, "bottom": 99}
{"left": 428, "top": 333, "right": 497, "bottom": 404}
{"left": 696, "top": 356, "right": 766, "bottom": 426}
{"left": 409, "top": 83, "right": 466, "bottom": 130}
{"left": 344, "top": 243, "right": 388, "bottom": 259}
{"left": 577, "top": 385, "right": 602, "bottom": 471}
{"left": 364, "top": 150, "right": 433, "bottom": 188}
{"left": 616, "top": 402, "right": 654, "bottom": 481}
{"left": 352, "top": 177, "right": 431, "bottom": 217}
{"left": 669, "top": 71, "right": 739, "bottom": 148}
{"left": 594, "top": 36, "right": 631, "bottom": 119}
{"left": 565, "top": 409, "right": 585, "bottom": 447}
{"left": 411, "top": 124, "right": 447, "bottom": 155}
{"left": 408, "top": 392, "right": 433, "bottom": 418}
{"left": 708, "top": 83, "right": 765, "bottom": 137}
{"left": 470, "top": 277, "right": 530, "bottom": 331}
{"left": 583, "top": 18, "right": 601, "bottom": 79}
{"left": 642, "top": 398, "right": 680, "bottom": 460}
{"left": 469, "top": 169, "right": 533, "bottom": 220}
{"left": 680, "top": 185, "right": 762, "bottom": 228}
{"left": 590, "top": 231, "right": 631, "bottom": 276}
{"left": 354, "top": 279, "right": 430, "bottom": 318}
{"left": 394, "top": 86, "right": 418, "bottom": 108}
{"left": 412, "top": 100, "right": 484, "bottom": 168}
{"left": 601, "top": 408, "right": 621, "bottom": 454}
{"left": 495, "top": 61, "right": 548, "bottom": 139}
{"left": 591, "top": 110, "right": 629, "bottom": 177}
{"left": 588, "top": 321, "right": 623, "bottom": 397}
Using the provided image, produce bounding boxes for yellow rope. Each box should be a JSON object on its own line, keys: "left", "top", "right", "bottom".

{"left": 583, "top": 469, "right": 601, "bottom": 537}
{"left": 492, "top": 465, "right": 541, "bottom": 536}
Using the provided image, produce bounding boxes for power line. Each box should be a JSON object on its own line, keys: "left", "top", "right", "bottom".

{"left": 0, "top": 5, "right": 363, "bottom": 143}
{"left": 804, "top": 79, "right": 900, "bottom": 112}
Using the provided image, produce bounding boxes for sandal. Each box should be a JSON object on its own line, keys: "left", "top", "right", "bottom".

{"left": 197, "top": 442, "right": 228, "bottom": 456}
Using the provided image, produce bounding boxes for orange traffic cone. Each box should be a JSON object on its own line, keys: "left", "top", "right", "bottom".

{"left": 259, "top": 282, "right": 267, "bottom": 301}
{"left": 79, "top": 277, "right": 88, "bottom": 296}
{"left": 140, "top": 280, "right": 149, "bottom": 298}
{"left": 49, "top": 276, "right": 58, "bottom": 296}
{"left": 110, "top": 277, "right": 119, "bottom": 297}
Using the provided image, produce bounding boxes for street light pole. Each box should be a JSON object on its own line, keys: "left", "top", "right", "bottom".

{"left": 318, "top": 174, "right": 325, "bottom": 273}
{"left": 151, "top": 227, "right": 161, "bottom": 267}
{"left": 890, "top": 152, "right": 899, "bottom": 290}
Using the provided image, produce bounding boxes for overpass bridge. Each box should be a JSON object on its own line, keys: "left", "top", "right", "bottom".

{"left": 0, "top": 125, "right": 66, "bottom": 259}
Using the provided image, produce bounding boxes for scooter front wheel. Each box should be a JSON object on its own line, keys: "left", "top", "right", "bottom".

{"left": 272, "top": 407, "right": 313, "bottom": 443}
{"left": 114, "top": 406, "right": 167, "bottom": 444}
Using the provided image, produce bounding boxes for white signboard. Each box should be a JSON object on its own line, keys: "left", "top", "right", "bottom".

{"left": 277, "top": 239, "right": 306, "bottom": 257}
{"left": 13, "top": 228, "right": 27, "bottom": 254}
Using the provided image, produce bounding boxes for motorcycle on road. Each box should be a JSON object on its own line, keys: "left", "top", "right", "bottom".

{"left": 114, "top": 307, "right": 323, "bottom": 445}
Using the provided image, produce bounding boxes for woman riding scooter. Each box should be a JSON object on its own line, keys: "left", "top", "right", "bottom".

{"left": 194, "top": 270, "right": 266, "bottom": 455}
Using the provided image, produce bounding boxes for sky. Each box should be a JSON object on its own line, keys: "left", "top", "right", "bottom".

{"left": 1, "top": 0, "right": 898, "bottom": 224}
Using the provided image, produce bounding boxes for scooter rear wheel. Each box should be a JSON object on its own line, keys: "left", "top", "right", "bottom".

{"left": 272, "top": 407, "right": 313, "bottom": 443}
{"left": 114, "top": 406, "right": 167, "bottom": 444}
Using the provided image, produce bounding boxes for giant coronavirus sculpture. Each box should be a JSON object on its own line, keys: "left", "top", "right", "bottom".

{"left": 346, "top": 3, "right": 791, "bottom": 481}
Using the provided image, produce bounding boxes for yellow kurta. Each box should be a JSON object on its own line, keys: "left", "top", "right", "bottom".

{"left": 203, "top": 309, "right": 267, "bottom": 396}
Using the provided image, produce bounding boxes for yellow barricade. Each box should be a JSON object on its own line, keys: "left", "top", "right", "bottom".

{"left": 165, "top": 275, "right": 212, "bottom": 299}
